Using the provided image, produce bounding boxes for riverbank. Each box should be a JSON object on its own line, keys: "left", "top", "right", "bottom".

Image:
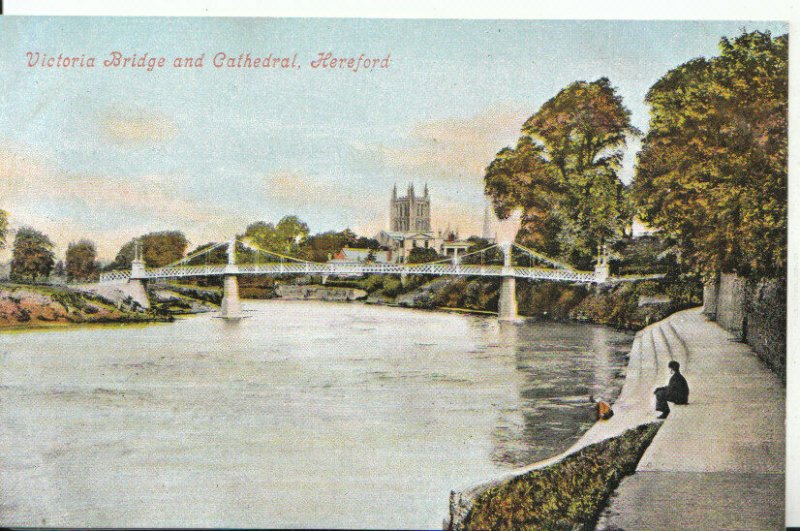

{"left": 322, "top": 274, "right": 702, "bottom": 331}
{"left": 0, "top": 283, "right": 171, "bottom": 329}
{"left": 449, "top": 307, "right": 785, "bottom": 529}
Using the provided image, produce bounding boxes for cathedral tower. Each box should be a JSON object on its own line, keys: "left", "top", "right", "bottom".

{"left": 391, "top": 183, "right": 431, "bottom": 232}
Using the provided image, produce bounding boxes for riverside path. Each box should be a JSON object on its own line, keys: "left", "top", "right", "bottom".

{"left": 448, "top": 307, "right": 784, "bottom": 529}
{"left": 596, "top": 308, "right": 785, "bottom": 530}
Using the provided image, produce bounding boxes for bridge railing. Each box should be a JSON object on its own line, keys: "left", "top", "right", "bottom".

{"left": 99, "top": 261, "right": 659, "bottom": 285}
{"left": 99, "top": 271, "right": 132, "bottom": 284}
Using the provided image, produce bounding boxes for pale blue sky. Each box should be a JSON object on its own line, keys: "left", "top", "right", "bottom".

{"left": 0, "top": 17, "right": 788, "bottom": 259}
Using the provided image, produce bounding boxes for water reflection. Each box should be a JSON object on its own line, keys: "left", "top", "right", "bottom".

{"left": 489, "top": 322, "right": 631, "bottom": 467}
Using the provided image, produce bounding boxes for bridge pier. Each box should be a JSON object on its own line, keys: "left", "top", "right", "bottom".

{"left": 594, "top": 244, "right": 610, "bottom": 290}
{"left": 220, "top": 239, "right": 242, "bottom": 320}
{"left": 220, "top": 274, "right": 241, "bottom": 319}
{"left": 497, "top": 276, "right": 518, "bottom": 322}
{"left": 127, "top": 243, "right": 150, "bottom": 309}
{"left": 497, "top": 243, "right": 520, "bottom": 322}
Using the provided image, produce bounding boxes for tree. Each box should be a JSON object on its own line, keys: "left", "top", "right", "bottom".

{"left": 53, "top": 260, "right": 66, "bottom": 277}
{"left": 407, "top": 247, "right": 442, "bottom": 264}
{"left": 185, "top": 242, "right": 229, "bottom": 265}
{"left": 243, "top": 215, "right": 310, "bottom": 255}
{"left": 633, "top": 31, "right": 787, "bottom": 279}
{"left": 65, "top": 239, "right": 99, "bottom": 281}
{"left": 10, "top": 226, "right": 55, "bottom": 282}
{"left": 300, "top": 229, "right": 356, "bottom": 262}
{"left": 461, "top": 236, "right": 505, "bottom": 265}
{"left": 485, "top": 78, "right": 637, "bottom": 269}
{"left": 0, "top": 210, "right": 8, "bottom": 250}
{"left": 275, "top": 215, "right": 310, "bottom": 254}
{"left": 108, "top": 231, "right": 189, "bottom": 269}
{"left": 352, "top": 236, "right": 382, "bottom": 250}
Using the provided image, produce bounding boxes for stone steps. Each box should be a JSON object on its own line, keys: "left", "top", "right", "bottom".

{"left": 597, "top": 308, "right": 785, "bottom": 530}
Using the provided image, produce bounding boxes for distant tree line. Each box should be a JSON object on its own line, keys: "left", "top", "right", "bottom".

{"left": 0, "top": 211, "right": 387, "bottom": 284}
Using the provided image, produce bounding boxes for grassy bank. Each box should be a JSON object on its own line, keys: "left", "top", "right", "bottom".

{"left": 0, "top": 283, "right": 170, "bottom": 328}
{"left": 462, "top": 422, "right": 661, "bottom": 530}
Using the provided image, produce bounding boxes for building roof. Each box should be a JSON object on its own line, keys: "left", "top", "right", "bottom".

{"left": 379, "top": 230, "right": 436, "bottom": 241}
{"left": 442, "top": 240, "right": 472, "bottom": 249}
{"left": 330, "top": 247, "right": 391, "bottom": 263}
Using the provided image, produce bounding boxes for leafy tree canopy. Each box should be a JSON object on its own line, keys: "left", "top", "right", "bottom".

{"left": 11, "top": 226, "right": 55, "bottom": 282}
{"left": 0, "top": 210, "right": 8, "bottom": 250}
{"left": 243, "top": 215, "right": 310, "bottom": 255}
{"left": 485, "top": 78, "right": 637, "bottom": 269}
{"left": 633, "top": 31, "right": 787, "bottom": 279}
{"left": 407, "top": 247, "right": 443, "bottom": 264}
{"left": 66, "top": 239, "right": 99, "bottom": 282}
{"left": 109, "top": 231, "right": 189, "bottom": 270}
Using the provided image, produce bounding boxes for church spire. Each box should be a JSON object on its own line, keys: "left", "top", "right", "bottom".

{"left": 392, "top": 183, "right": 397, "bottom": 200}
{"left": 424, "top": 182, "right": 429, "bottom": 197}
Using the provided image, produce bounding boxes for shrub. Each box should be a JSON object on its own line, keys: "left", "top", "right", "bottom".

{"left": 464, "top": 423, "right": 661, "bottom": 530}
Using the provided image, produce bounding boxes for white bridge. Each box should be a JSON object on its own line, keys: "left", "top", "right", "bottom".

{"left": 99, "top": 239, "right": 662, "bottom": 321}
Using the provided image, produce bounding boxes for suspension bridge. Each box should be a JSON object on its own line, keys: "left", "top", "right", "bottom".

{"left": 97, "top": 238, "right": 661, "bottom": 321}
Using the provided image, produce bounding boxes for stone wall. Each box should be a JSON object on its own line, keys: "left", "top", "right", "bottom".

{"left": 716, "top": 273, "right": 747, "bottom": 338}
{"left": 745, "top": 279, "right": 786, "bottom": 383}
{"left": 703, "top": 274, "right": 786, "bottom": 383}
{"left": 276, "top": 284, "right": 367, "bottom": 301}
{"left": 702, "top": 281, "right": 718, "bottom": 319}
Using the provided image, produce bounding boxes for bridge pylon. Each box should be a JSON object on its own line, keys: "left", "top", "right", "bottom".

{"left": 127, "top": 240, "right": 151, "bottom": 309}
{"left": 594, "top": 243, "right": 610, "bottom": 285}
{"left": 497, "top": 243, "right": 520, "bottom": 322}
{"left": 220, "top": 238, "right": 242, "bottom": 320}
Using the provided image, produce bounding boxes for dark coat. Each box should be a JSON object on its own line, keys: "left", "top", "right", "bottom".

{"left": 666, "top": 371, "right": 689, "bottom": 404}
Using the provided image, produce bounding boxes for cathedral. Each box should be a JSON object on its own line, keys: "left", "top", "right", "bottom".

{"left": 390, "top": 183, "right": 430, "bottom": 232}
{"left": 376, "top": 183, "right": 472, "bottom": 263}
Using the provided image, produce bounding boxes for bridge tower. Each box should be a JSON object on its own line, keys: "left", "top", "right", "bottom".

{"left": 497, "top": 243, "right": 519, "bottom": 322}
{"left": 220, "top": 238, "right": 242, "bottom": 319}
{"left": 127, "top": 240, "right": 151, "bottom": 309}
{"left": 594, "top": 244, "right": 610, "bottom": 284}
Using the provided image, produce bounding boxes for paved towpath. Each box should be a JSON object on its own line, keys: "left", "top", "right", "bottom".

{"left": 449, "top": 307, "right": 784, "bottom": 529}
{"left": 596, "top": 307, "right": 785, "bottom": 530}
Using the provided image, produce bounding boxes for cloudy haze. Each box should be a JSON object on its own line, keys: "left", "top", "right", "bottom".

{"left": 0, "top": 17, "right": 787, "bottom": 260}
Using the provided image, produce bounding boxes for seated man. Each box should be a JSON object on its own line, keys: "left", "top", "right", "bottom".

{"left": 654, "top": 360, "right": 689, "bottom": 419}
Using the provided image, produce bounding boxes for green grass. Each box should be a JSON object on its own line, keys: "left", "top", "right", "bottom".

{"left": 463, "top": 423, "right": 661, "bottom": 530}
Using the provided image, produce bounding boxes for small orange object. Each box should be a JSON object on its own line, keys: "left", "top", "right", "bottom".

{"left": 596, "top": 400, "right": 614, "bottom": 420}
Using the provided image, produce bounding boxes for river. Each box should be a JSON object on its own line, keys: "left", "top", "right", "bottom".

{"left": 0, "top": 300, "right": 633, "bottom": 528}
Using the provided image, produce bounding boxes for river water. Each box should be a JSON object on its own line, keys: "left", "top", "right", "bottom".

{"left": 0, "top": 300, "right": 632, "bottom": 528}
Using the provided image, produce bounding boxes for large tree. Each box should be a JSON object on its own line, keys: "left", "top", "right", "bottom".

{"left": 242, "top": 215, "right": 310, "bottom": 255}
{"left": 0, "top": 210, "right": 8, "bottom": 250}
{"left": 300, "top": 229, "right": 357, "bottom": 262}
{"left": 633, "top": 31, "right": 787, "bottom": 279}
{"left": 485, "top": 78, "right": 637, "bottom": 269}
{"left": 65, "top": 239, "right": 99, "bottom": 281}
{"left": 109, "top": 231, "right": 189, "bottom": 270}
{"left": 10, "top": 226, "right": 55, "bottom": 282}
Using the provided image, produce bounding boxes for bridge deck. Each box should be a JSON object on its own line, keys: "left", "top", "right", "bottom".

{"left": 99, "top": 262, "right": 661, "bottom": 285}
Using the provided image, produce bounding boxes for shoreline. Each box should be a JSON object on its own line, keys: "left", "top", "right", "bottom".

{"left": 448, "top": 311, "right": 667, "bottom": 528}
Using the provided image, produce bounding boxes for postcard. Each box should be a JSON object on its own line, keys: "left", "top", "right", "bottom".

{"left": 0, "top": 8, "right": 790, "bottom": 529}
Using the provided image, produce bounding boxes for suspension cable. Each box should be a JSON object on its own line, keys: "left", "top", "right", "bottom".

{"left": 237, "top": 239, "right": 313, "bottom": 264}
{"left": 511, "top": 242, "right": 573, "bottom": 270}
{"left": 165, "top": 240, "right": 229, "bottom": 268}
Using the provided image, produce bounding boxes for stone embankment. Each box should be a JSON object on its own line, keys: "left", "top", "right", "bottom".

{"left": 276, "top": 284, "right": 367, "bottom": 301}
{"left": 449, "top": 307, "right": 784, "bottom": 529}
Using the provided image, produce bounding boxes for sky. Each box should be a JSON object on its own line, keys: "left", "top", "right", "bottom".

{"left": 0, "top": 17, "right": 789, "bottom": 261}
